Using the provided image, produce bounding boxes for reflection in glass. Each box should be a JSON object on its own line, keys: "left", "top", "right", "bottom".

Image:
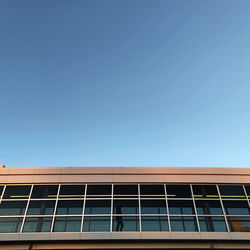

{"left": 219, "top": 185, "right": 245, "bottom": 199}
{"left": 198, "top": 216, "right": 227, "bottom": 232}
{"left": 140, "top": 185, "right": 165, "bottom": 198}
{"left": 59, "top": 185, "right": 85, "bottom": 198}
{"left": 0, "top": 201, "right": 27, "bottom": 215}
{"left": 192, "top": 185, "right": 218, "bottom": 198}
{"left": 31, "top": 185, "right": 58, "bottom": 199}
{"left": 113, "top": 216, "right": 139, "bottom": 231}
{"left": 0, "top": 217, "right": 23, "bottom": 233}
{"left": 168, "top": 200, "right": 195, "bottom": 214}
{"left": 86, "top": 185, "right": 112, "bottom": 198}
{"left": 3, "top": 185, "right": 31, "bottom": 199}
{"left": 195, "top": 200, "right": 223, "bottom": 215}
{"left": 56, "top": 200, "right": 83, "bottom": 215}
{"left": 141, "top": 200, "right": 167, "bottom": 214}
{"left": 27, "top": 200, "right": 55, "bottom": 215}
{"left": 113, "top": 200, "right": 138, "bottom": 214}
{"left": 85, "top": 200, "right": 111, "bottom": 214}
{"left": 141, "top": 216, "right": 169, "bottom": 231}
{"left": 227, "top": 217, "right": 250, "bottom": 232}
{"left": 170, "top": 216, "right": 198, "bottom": 232}
{"left": 223, "top": 201, "right": 250, "bottom": 215}
{"left": 83, "top": 216, "right": 110, "bottom": 232}
{"left": 166, "top": 185, "right": 192, "bottom": 198}
{"left": 23, "top": 217, "right": 52, "bottom": 232}
{"left": 114, "top": 185, "right": 138, "bottom": 198}
{"left": 53, "top": 216, "right": 81, "bottom": 232}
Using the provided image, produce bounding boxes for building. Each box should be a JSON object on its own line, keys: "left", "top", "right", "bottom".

{"left": 1, "top": 164, "right": 250, "bottom": 249}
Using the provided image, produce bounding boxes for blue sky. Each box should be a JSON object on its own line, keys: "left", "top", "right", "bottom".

{"left": 1, "top": 0, "right": 250, "bottom": 168}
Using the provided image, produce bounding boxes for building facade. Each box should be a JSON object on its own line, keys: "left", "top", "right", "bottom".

{"left": 0, "top": 165, "right": 250, "bottom": 249}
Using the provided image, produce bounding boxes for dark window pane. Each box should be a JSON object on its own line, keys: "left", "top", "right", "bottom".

{"left": 3, "top": 185, "right": 31, "bottom": 199}
{"left": 53, "top": 216, "right": 81, "bottom": 232}
{"left": 227, "top": 217, "right": 250, "bottom": 232}
{"left": 113, "top": 216, "right": 139, "bottom": 231}
{"left": 31, "top": 185, "right": 58, "bottom": 199}
{"left": 0, "top": 217, "right": 23, "bottom": 233}
{"left": 27, "top": 200, "right": 55, "bottom": 215}
{"left": 83, "top": 216, "right": 110, "bottom": 232}
{"left": 113, "top": 200, "right": 138, "bottom": 214}
{"left": 195, "top": 200, "right": 223, "bottom": 215}
{"left": 141, "top": 200, "right": 167, "bottom": 214}
{"left": 0, "top": 186, "right": 4, "bottom": 196}
{"left": 192, "top": 185, "right": 219, "bottom": 199}
{"left": 0, "top": 201, "right": 27, "bottom": 215}
{"left": 114, "top": 185, "right": 138, "bottom": 198}
{"left": 85, "top": 200, "right": 111, "bottom": 214}
{"left": 56, "top": 200, "right": 83, "bottom": 215}
{"left": 168, "top": 200, "right": 195, "bottom": 214}
{"left": 244, "top": 186, "right": 250, "bottom": 198}
{"left": 198, "top": 216, "right": 227, "bottom": 232}
{"left": 223, "top": 201, "right": 250, "bottom": 215}
{"left": 86, "top": 185, "right": 111, "bottom": 198}
{"left": 23, "top": 217, "right": 52, "bottom": 232}
{"left": 219, "top": 185, "right": 245, "bottom": 199}
{"left": 166, "top": 185, "right": 192, "bottom": 198}
{"left": 170, "top": 216, "right": 198, "bottom": 232}
{"left": 140, "top": 185, "right": 165, "bottom": 198}
{"left": 59, "top": 185, "right": 85, "bottom": 198}
{"left": 141, "top": 216, "right": 169, "bottom": 231}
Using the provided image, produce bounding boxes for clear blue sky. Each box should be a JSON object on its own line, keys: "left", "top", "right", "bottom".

{"left": 1, "top": 0, "right": 250, "bottom": 168}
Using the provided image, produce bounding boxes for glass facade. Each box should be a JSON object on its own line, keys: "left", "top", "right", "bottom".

{"left": 0, "top": 184, "right": 250, "bottom": 233}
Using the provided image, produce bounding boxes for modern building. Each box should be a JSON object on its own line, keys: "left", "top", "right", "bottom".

{"left": 1, "top": 164, "right": 250, "bottom": 249}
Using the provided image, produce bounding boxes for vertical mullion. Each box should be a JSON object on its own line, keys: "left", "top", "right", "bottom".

{"left": 190, "top": 184, "right": 200, "bottom": 232}
{"left": 164, "top": 184, "right": 171, "bottom": 232}
{"left": 81, "top": 184, "right": 87, "bottom": 232}
{"left": 138, "top": 184, "right": 141, "bottom": 232}
{"left": 20, "top": 185, "right": 33, "bottom": 233}
{"left": 216, "top": 185, "right": 230, "bottom": 232}
{"left": 51, "top": 184, "right": 60, "bottom": 232}
{"left": 110, "top": 184, "right": 114, "bottom": 232}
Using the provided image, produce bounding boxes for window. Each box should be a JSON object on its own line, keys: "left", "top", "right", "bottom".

{"left": 0, "top": 201, "right": 27, "bottom": 215}
{"left": 192, "top": 185, "right": 218, "bottom": 199}
{"left": 83, "top": 216, "right": 110, "bottom": 232}
{"left": 56, "top": 200, "right": 83, "bottom": 215}
{"left": 53, "top": 216, "right": 81, "bottom": 232}
{"left": 170, "top": 216, "right": 198, "bottom": 232}
{"left": 195, "top": 200, "right": 223, "bottom": 215}
{"left": 0, "top": 217, "right": 23, "bottom": 233}
{"left": 0, "top": 186, "right": 4, "bottom": 197}
{"left": 59, "top": 185, "right": 85, "bottom": 198}
{"left": 113, "top": 200, "right": 139, "bottom": 214}
{"left": 223, "top": 201, "right": 250, "bottom": 215}
{"left": 166, "top": 185, "right": 192, "bottom": 198}
{"left": 141, "top": 216, "right": 169, "bottom": 231}
{"left": 31, "top": 185, "right": 58, "bottom": 199}
{"left": 3, "top": 185, "right": 31, "bottom": 199}
{"left": 86, "top": 185, "right": 111, "bottom": 198}
{"left": 140, "top": 185, "right": 165, "bottom": 198}
{"left": 141, "top": 200, "right": 167, "bottom": 214}
{"left": 85, "top": 200, "right": 111, "bottom": 214}
{"left": 114, "top": 185, "right": 138, "bottom": 198}
{"left": 219, "top": 185, "right": 245, "bottom": 199}
{"left": 227, "top": 217, "right": 250, "bottom": 232}
{"left": 113, "top": 216, "right": 139, "bottom": 231}
{"left": 23, "top": 217, "right": 52, "bottom": 232}
{"left": 198, "top": 216, "right": 227, "bottom": 232}
{"left": 168, "top": 200, "right": 195, "bottom": 215}
{"left": 27, "top": 200, "right": 55, "bottom": 215}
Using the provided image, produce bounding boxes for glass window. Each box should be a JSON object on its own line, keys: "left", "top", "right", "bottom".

{"left": 141, "top": 216, "right": 169, "bottom": 231}
{"left": 244, "top": 186, "right": 250, "bottom": 198}
{"left": 227, "top": 217, "right": 250, "bottom": 232}
{"left": 114, "top": 185, "right": 138, "bottom": 198}
{"left": 170, "top": 216, "right": 198, "bottom": 232}
{"left": 0, "top": 201, "right": 27, "bottom": 215}
{"left": 83, "top": 216, "right": 110, "bottom": 232}
{"left": 168, "top": 200, "right": 195, "bottom": 215}
{"left": 53, "top": 216, "right": 81, "bottom": 232}
{"left": 31, "top": 185, "right": 58, "bottom": 199}
{"left": 113, "top": 200, "right": 139, "bottom": 214}
{"left": 27, "top": 200, "right": 55, "bottom": 215}
{"left": 0, "top": 217, "right": 23, "bottom": 233}
{"left": 195, "top": 200, "right": 223, "bottom": 215}
{"left": 112, "top": 216, "right": 139, "bottom": 232}
{"left": 166, "top": 185, "right": 192, "bottom": 198}
{"left": 198, "top": 216, "right": 227, "bottom": 232}
{"left": 3, "top": 185, "right": 31, "bottom": 199}
{"left": 23, "top": 217, "right": 52, "bottom": 232}
{"left": 192, "top": 185, "right": 218, "bottom": 199}
{"left": 59, "top": 185, "right": 85, "bottom": 198}
{"left": 140, "top": 185, "right": 165, "bottom": 198}
{"left": 223, "top": 201, "right": 250, "bottom": 215}
{"left": 56, "top": 200, "right": 83, "bottom": 215}
{"left": 141, "top": 200, "right": 167, "bottom": 214}
{"left": 86, "top": 185, "right": 111, "bottom": 198}
{"left": 0, "top": 186, "right": 4, "bottom": 196}
{"left": 85, "top": 200, "right": 111, "bottom": 214}
{"left": 219, "top": 185, "right": 245, "bottom": 199}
